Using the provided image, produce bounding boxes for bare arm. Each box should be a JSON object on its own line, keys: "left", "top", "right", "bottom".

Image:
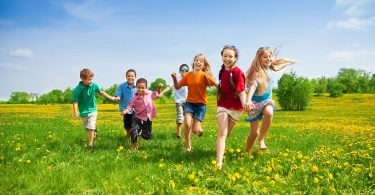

{"left": 73, "top": 102, "right": 79, "bottom": 119}
{"left": 158, "top": 86, "right": 171, "bottom": 97}
{"left": 99, "top": 90, "right": 119, "bottom": 101}
{"left": 244, "top": 84, "right": 257, "bottom": 112}
{"left": 171, "top": 73, "right": 182, "bottom": 90}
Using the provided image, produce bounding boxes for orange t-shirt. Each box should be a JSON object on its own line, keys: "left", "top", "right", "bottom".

{"left": 179, "top": 71, "right": 216, "bottom": 104}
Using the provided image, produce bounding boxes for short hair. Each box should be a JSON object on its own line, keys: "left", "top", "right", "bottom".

{"left": 179, "top": 64, "right": 189, "bottom": 72}
{"left": 80, "top": 68, "right": 94, "bottom": 79}
{"left": 126, "top": 69, "right": 137, "bottom": 77}
{"left": 136, "top": 78, "right": 148, "bottom": 87}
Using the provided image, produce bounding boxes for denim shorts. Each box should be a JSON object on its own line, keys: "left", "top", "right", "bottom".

{"left": 184, "top": 102, "right": 206, "bottom": 122}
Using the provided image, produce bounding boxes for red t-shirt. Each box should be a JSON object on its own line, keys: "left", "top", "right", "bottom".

{"left": 217, "top": 66, "right": 245, "bottom": 110}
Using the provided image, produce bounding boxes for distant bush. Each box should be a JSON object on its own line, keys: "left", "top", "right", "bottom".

{"left": 276, "top": 72, "right": 313, "bottom": 111}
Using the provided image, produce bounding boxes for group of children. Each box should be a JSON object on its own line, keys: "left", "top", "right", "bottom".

{"left": 72, "top": 45, "right": 295, "bottom": 169}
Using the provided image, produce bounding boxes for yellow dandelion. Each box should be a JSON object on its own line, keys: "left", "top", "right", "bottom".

{"left": 274, "top": 174, "right": 280, "bottom": 180}
{"left": 26, "top": 159, "right": 31, "bottom": 164}
{"left": 313, "top": 177, "right": 319, "bottom": 184}
{"left": 328, "top": 173, "right": 333, "bottom": 179}
{"left": 354, "top": 167, "right": 362, "bottom": 172}
{"left": 188, "top": 173, "right": 195, "bottom": 181}
{"left": 18, "top": 159, "right": 23, "bottom": 163}
{"left": 169, "top": 180, "right": 175, "bottom": 189}
{"left": 262, "top": 187, "right": 268, "bottom": 193}
{"left": 159, "top": 163, "right": 164, "bottom": 168}
{"left": 236, "top": 148, "right": 241, "bottom": 153}
{"left": 311, "top": 165, "right": 319, "bottom": 173}
{"left": 16, "top": 146, "right": 21, "bottom": 151}
{"left": 228, "top": 148, "right": 234, "bottom": 153}
{"left": 211, "top": 160, "right": 216, "bottom": 165}
{"left": 267, "top": 166, "right": 273, "bottom": 173}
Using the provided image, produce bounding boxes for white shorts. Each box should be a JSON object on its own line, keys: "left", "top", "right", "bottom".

{"left": 81, "top": 112, "right": 97, "bottom": 130}
{"left": 216, "top": 106, "right": 242, "bottom": 122}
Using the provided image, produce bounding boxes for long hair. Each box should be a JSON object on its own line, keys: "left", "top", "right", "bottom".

{"left": 246, "top": 47, "right": 294, "bottom": 94}
{"left": 217, "top": 45, "right": 240, "bottom": 100}
{"left": 192, "top": 53, "right": 212, "bottom": 75}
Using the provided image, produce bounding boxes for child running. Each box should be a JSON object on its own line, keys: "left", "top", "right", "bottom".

{"left": 72, "top": 68, "right": 119, "bottom": 151}
{"left": 115, "top": 69, "right": 137, "bottom": 140}
{"left": 245, "top": 47, "right": 295, "bottom": 152}
{"left": 172, "top": 53, "right": 217, "bottom": 152}
{"left": 215, "top": 45, "right": 247, "bottom": 169}
{"left": 159, "top": 64, "right": 189, "bottom": 139}
{"left": 121, "top": 78, "right": 162, "bottom": 149}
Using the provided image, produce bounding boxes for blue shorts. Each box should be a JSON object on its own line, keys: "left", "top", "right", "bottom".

{"left": 184, "top": 102, "right": 206, "bottom": 122}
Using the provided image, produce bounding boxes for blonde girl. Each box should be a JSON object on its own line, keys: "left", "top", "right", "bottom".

{"left": 245, "top": 47, "right": 295, "bottom": 152}
{"left": 172, "top": 53, "right": 217, "bottom": 152}
{"left": 215, "top": 45, "right": 246, "bottom": 169}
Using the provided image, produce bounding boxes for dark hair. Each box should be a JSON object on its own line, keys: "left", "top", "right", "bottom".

{"left": 80, "top": 68, "right": 94, "bottom": 79}
{"left": 126, "top": 69, "right": 137, "bottom": 77}
{"left": 179, "top": 64, "right": 189, "bottom": 71}
{"left": 136, "top": 78, "right": 148, "bottom": 87}
{"left": 217, "top": 45, "right": 239, "bottom": 100}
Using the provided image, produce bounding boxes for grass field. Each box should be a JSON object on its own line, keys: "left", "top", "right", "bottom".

{"left": 0, "top": 94, "right": 374, "bottom": 194}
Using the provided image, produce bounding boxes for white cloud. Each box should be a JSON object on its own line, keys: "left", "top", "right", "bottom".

{"left": 327, "top": 16, "right": 375, "bottom": 30}
{"left": 327, "top": 49, "right": 375, "bottom": 61}
{"left": 8, "top": 48, "right": 34, "bottom": 58}
{"left": 63, "top": 0, "right": 116, "bottom": 22}
{"left": 328, "top": 0, "right": 375, "bottom": 30}
{"left": 0, "top": 62, "right": 28, "bottom": 71}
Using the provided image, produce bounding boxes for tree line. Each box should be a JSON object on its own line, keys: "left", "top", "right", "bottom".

{"left": 5, "top": 68, "right": 375, "bottom": 109}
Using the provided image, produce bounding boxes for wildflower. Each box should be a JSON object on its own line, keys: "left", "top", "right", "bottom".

{"left": 274, "top": 174, "right": 280, "bottom": 180}
{"left": 311, "top": 165, "right": 319, "bottom": 173}
{"left": 188, "top": 173, "right": 195, "bottom": 181}
{"left": 262, "top": 187, "right": 268, "bottom": 193}
{"left": 228, "top": 148, "right": 234, "bottom": 153}
{"left": 169, "top": 180, "right": 175, "bottom": 189}
{"left": 16, "top": 146, "right": 21, "bottom": 152}
{"left": 328, "top": 173, "right": 333, "bottom": 179}
{"left": 159, "top": 163, "right": 164, "bottom": 168}
{"left": 236, "top": 148, "right": 241, "bottom": 153}
{"left": 18, "top": 159, "right": 22, "bottom": 163}
{"left": 26, "top": 159, "right": 31, "bottom": 164}
{"left": 313, "top": 177, "right": 319, "bottom": 184}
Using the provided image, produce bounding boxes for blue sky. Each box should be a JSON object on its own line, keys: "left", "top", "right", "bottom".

{"left": 1, "top": 0, "right": 375, "bottom": 100}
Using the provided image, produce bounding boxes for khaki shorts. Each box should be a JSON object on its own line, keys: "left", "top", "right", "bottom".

{"left": 216, "top": 107, "right": 242, "bottom": 122}
{"left": 81, "top": 112, "right": 98, "bottom": 130}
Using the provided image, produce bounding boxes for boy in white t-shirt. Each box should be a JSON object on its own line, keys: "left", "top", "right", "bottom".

{"left": 159, "top": 64, "right": 189, "bottom": 138}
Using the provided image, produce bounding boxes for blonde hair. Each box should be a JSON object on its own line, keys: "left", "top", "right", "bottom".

{"left": 192, "top": 53, "right": 212, "bottom": 75}
{"left": 246, "top": 47, "right": 295, "bottom": 94}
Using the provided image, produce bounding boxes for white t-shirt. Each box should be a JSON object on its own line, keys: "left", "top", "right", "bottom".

{"left": 170, "top": 75, "right": 188, "bottom": 104}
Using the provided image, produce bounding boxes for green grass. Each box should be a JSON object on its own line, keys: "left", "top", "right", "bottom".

{"left": 0, "top": 94, "right": 374, "bottom": 194}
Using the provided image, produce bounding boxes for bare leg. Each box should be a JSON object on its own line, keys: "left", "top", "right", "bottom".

{"left": 258, "top": 105, "right": 273, "bottom": 149}
{"left": 176, "top": 123, "right": 182, "bottom": 138}
{"left": 88, "top": 129, "right": 95, "bottom": 146}
{"left": 184, "top": 113, "right": 193, "bottom": 151}
{"left": 216, "top": 113, "right": 237, "bottom": 169}
{"left": 246, "top": 121, "right": 259, "bottom": 152}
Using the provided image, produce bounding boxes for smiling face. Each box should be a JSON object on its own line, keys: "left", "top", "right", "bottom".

{"left": 81, "top": 76, "right": 93, "bottom": 86}
{"left": 126, "top": 71, "right": 136, "bottom": 86}
{"left": 136, "top": 81, "right": 147, "bottom": 96}
{"left": 260, "top": 49, "right": 273, "bottom": 68}
{"left": 193, "top": 55, "right": 205, "bottom": 71}
{"left": 222, "top": 49, "right": 237, "bottom": 70}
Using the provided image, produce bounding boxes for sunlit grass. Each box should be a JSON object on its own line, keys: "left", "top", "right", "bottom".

{"left": 0, "top": 94, "right": 374, "bottom": 194}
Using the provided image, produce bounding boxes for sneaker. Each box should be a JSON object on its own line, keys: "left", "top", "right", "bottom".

{"left": 198, "top": 130, "right": 204, "bottom": 137}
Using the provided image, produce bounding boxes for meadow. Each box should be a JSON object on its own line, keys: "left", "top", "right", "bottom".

{"left": 0, "top": 94, "right": 374, "bottom": 194}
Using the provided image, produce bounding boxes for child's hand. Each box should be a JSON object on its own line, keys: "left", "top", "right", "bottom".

{"left": 113, "top": 96, "right": 120, "bottom": 101}
{"left": 74, "top": 111, "right": 79, "bottom": 119}
{"left": 171, "top": 73, "right": 177, "bottom": 79}
{"left": 121, "top": 109, "right": 129, "bottom": 115}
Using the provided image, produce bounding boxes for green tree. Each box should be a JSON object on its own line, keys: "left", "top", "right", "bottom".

{"left": 63, "top": 88, "right": 73, "bottom": 103}
{"left": 276, "top": 72, "right": 313, "bottom": 111}
{"left": 326, "top": 78, "right": 345, "bottom": 97}
{"left": 311, "top": 77, "right": 327, "bottom": 96}
{"left": 8, "top": 91, "right": 30, "bottom": 103}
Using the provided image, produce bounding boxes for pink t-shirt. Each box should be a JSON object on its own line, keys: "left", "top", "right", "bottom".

{"left": 126, "top": 90, "right": 158, "bottom": 121}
